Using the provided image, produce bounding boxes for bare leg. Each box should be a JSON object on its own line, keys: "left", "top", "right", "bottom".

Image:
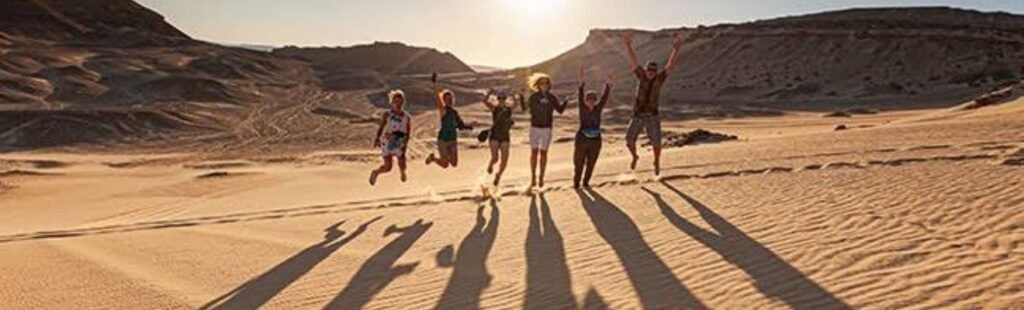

{"left": 397, "top": 157, "right": 405, "bottom": 182}
{"left": 449, "top": 146, "right": 459, "bottom": 168}
{"left": 538, "top": 150, "right": 548, "bottom": 188}
{"left": 487, "top": 142, "right": 499, "bottom": 174}
{"left": 529, "top": 148, "right": 539, "bottom": 188}
{"left": 494, "top": 143, "right": 510, "bottom": 186}
{"left": 370, "top": 156, "right": 394, "bottom": 185}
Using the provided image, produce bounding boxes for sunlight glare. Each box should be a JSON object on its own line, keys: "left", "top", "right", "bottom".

{"left": 501, "top": 0, "right": 564, "bottom": 19}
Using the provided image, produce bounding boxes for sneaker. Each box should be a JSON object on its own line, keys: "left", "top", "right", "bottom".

{"left": 426, "top": 154, "right": 436, "bottom": 165}
{"left": 369, "top": 170, "right": 379, "bottom": 186}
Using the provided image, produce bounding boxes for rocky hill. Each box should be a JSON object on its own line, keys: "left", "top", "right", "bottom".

{"left": 0, "top": 0, "right": 190, "bottom": 45}
{"left": 0, "top": 0, "right": 352, "bottom": 151}
{"left": 524, "top": 7, "right": 1024, "bottom": 112}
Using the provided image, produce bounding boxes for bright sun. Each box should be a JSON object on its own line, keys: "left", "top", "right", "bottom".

{"left": 501, "top": 0, "right": 562, "bottom": 19}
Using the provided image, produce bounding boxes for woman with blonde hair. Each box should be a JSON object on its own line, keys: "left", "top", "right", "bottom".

{"left": 369, "top": 89, "right": 413, "bottom": 186}
{"left": 426, "top": 73, "right": 473, "bottom": 169}
{"left": 519, "top": 72, "right": 568, "bottom": 189}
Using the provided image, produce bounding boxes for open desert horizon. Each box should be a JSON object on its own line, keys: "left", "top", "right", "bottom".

{"left": 2, "top": 1, "right": 1023, "bottom": 309}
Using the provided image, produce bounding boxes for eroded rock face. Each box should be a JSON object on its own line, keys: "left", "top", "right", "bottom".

{"left": 525, "top": 7, "right": 1024, "bottom": 110}
{"left": 274, "top": 42, "right": 473, "bottom": 77}
{"left": 0, "top": 0, "right": 189, "bottom": 45}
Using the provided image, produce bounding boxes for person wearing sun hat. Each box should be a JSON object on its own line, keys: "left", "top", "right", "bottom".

{"left": 620, "top": 32, "right": 684, "bottom": 176}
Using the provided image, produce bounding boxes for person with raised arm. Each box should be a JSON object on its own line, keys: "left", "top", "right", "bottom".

{"left": 369, "top": 89, "right": 413, "bottom": 186}
{"left": 520, "top": 73, "right": 568, "bottom": 189}
{"left": 573, "top": 63, "right": 612, "bottom": 189}
{"left": 620, "top": 32, "right": 684, "bottom": 176}
{"left": 426, "top": 73, "right": 473, "bottom": 169}
{"left": 482, "top": 89, "right": 516, "bottom": 186}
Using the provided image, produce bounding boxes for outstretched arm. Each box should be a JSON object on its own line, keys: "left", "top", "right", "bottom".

{"left": 455, "top": 111, "right": 472, "bottom": 130}
{"left": 556, "top": 95, "right": 568, "bottom": 114}
{"left": 664, "top": 34, "right": 684, "bottom": 74}
{"left": 621, "top": 33, "right": 641, "bottom": 70}
{"left": 599, "top": 73, "right": 612, "bottom": 109}
{"left": 578, "top": 63, "right": 586, "bottom": 111}
{"left": 481, "top": 89, "right": 496, "bottom": 110}
{"left": 432, "top": 73, "right": 444, "bottom": 115}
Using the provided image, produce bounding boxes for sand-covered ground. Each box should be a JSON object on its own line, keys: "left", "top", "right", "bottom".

{"left": 1, "top": 99, "right": 1023, "bottom": 309}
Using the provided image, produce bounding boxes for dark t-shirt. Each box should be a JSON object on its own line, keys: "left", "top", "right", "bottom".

{"left": 578, "top": 83, "right": 610, "bottom": 132}
{"left": 526, "top": 92, "right": 565, "bottom": 128}
{"left": 438, "top": 107, "right": 467, "bottom": 142}
{"left": 633, "top": 66, "right": 668, "bottom": 117}
{"left": 490, "top": 105, "right": 514, "bottom": 143}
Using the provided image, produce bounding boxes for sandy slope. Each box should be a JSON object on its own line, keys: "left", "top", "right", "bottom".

{"left": 1, "top": 99, "right": 1023, "bottom": 309}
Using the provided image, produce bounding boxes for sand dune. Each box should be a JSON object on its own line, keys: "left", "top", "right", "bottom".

{"left": 2, "top": 98, "right": 1022, "bottom": 309}
{"left": 3, "top": 1, "right": 1024, "bottom": 308}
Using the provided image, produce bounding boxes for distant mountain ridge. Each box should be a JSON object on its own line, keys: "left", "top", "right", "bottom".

{"left": 525, "top": 6, "right": 1024, "bottom": 111}
{"left": 0, "top": 0, "right": 189, "bottom": 45}
{"left": 274, "top": 42, "right": 473, "bottom": 74}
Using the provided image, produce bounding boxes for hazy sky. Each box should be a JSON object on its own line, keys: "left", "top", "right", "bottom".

{"left": 137, "top": 0, "right": 1024, "bottom": 68}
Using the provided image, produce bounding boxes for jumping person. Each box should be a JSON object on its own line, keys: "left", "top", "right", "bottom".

{"left": 520, "top": 73, "right": 568, "bottom": 189}
{"left": 620, "top": 32, "right": 684, "bottom": 176}
{"left": 483, "top": 89, "right": 516, "bottom": 186}
{"left": 573, "top": 64, "right": 612, "bottom": 189}
{"left": 426, "top": 74, "right": 473, "bottom": 169}
{"left": 369, "top": 89, "right": 413, "bottom": 186}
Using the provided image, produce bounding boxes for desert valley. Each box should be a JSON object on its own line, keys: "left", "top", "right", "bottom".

{"left": 1, "top": 1, "right": 1023, "bottom": 309}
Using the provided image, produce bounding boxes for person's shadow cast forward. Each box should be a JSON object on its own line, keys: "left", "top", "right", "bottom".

{"left": 644, "top": 182, "right": 850, "bottom": 310}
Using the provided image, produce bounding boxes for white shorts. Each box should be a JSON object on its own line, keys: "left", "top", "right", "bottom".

{"left": 529, "top": 127, "right": 553, "bottom": 150}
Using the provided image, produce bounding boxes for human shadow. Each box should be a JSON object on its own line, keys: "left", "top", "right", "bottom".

{"left": 325, "top": 219, "right": 433, "bottom": 310}
{"left": 575, "top": 188, "right": 707, "bottom": 310}
{"left": 434, "top": 201, "right": 500, "bottom": 309}
{"left": 199, "top": 217, "right": 380, "bottom": 310}
{"left": 524, "top": 194, "right": 577, "bottom": 310}
{"left": 645, "top": 183, "right": 851, "bottom": 310}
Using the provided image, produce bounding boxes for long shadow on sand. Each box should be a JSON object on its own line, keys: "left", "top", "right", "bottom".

{"left": 325, "top": 219, "right": 433, "bottom": 310}
{"left": 575, "top": 188, "right": 707, "bottom": 309}
{"left": 645, "top": 182, "right": 850, "bottom": 310}
{"left": 524, "top": 194, "right": 578, "bottom": 310}
{"left": 199, "top": 217, "right": 380, "bottom": 310}
{"left": 197, "top": 218, "right": 378, "bottom": 310}
{"left": 434, "top": 201, "right": 500, "bottom": 309}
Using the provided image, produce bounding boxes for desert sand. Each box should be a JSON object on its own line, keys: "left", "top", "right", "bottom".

{"left": 3, "top": 2, "right": 1024, "bottom": 309}
{"left": 2, "top": 95, "right": 1023, "bottom": 309}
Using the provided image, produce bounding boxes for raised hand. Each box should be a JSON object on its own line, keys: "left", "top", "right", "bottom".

{"left": 672, "top": 33, "right": 683, "bottom": 49}
{"left": 578, "top": 62, "right": 585, "bottom": 85}
{"left": 622, "top": 32, "right": 634, "bottom": 46}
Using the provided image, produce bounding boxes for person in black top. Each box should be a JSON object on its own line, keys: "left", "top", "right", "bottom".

{"left": 520, "top": 73, "right": 568, "bottom": 189}
{"left": 620, "top": 32, "right": 684, "bottom": 176}
{"left": 483, "top": 89, "right": 516, "bottom": 186}
{"left": 573, "top": 63, "right": 612, "bottom": 189}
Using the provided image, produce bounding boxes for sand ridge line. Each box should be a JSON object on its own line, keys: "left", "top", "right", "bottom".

{"left": 0, "top": 145, "right": 1017, "bottom": 244}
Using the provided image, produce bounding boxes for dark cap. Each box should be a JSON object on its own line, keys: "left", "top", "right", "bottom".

{"left": 646, "top": 61, "right": 659, "bottom": 70}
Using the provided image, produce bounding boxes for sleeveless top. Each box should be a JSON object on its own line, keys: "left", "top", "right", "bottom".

{"left": 382, "top": 110, "right": 411, "bottom": 142}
